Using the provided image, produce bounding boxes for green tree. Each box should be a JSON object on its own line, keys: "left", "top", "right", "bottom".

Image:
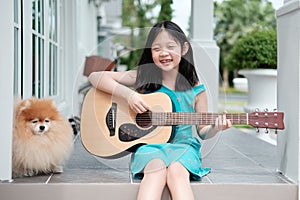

{"left": 121, "top": 0, "right": 159, "bottom": 69}
{"left": 225, "top": 30, "right": 277, "bottom": 70}
{"left": 214, "top": 0, "right": 276, "bottom": 87}
{"left": 121, "top": 0, "right": 174, "bottom": 70}
{"left": 157, "top": 0, "right": 173, "bottom": 22}
{"left": 122, "top": 0, "right": 136, "bottom": 28}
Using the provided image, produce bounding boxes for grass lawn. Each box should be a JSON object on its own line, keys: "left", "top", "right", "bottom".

{"left": 219, "top": 86, "right": 248, "bottom": 95}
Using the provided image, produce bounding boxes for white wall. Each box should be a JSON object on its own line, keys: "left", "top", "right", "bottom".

{"left": 191, "top": 0, "right": 219, "bottom": 112}
{"left": 0, "top": 0, "right": 100, "bottom": 180}
{"left": 0, "top": 0, "right": 14, "bottom": 181}
{"left": 71, "top": 0, "right": 99, "bottom": 117}
{"left": 276, "top": 0, "right": 300, "bottom": 183}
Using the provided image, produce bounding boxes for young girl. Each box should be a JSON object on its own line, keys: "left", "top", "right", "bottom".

{"left": 89, "top": 21, "right": 232, "bottom": 200}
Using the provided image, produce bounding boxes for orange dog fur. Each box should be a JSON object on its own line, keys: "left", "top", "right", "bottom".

{"left": 12, "top": 98, "right": 74, "bottom": 178}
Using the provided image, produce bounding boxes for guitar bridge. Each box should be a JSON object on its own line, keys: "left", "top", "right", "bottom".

{"left": 106, "top": 102, "right": 117, "bottom": 136}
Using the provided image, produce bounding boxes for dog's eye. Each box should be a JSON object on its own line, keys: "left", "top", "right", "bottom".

{"left": 32, "top": 119, "right": 38, "bottom": 123}
{"left": 45, "top": 119, "right": 50, "bottom": 123}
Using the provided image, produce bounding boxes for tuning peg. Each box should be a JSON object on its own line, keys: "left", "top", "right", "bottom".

{"left": 265, "top": 128, "right": 269, "bottom": 134}
{"left": 272, "top": 108, "right": 278, "bottom": 117}
{"left": 256, "top": 127, "right": 260, "bottom": 133}
{"left": 255, "top": 108, "right": 260, "bottom": 112}
{"left": 264, "top": 108, "right": 269, "bottom": 112}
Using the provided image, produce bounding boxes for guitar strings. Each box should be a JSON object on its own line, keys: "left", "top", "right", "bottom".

{"left": 107, "top": 113, "right": 280, "bottom": 126}
{"left": 108, "top": 114, "right": 248, "bottom": 122}
{"left": 109, "top": 114, "right": 277, "bottom": 120}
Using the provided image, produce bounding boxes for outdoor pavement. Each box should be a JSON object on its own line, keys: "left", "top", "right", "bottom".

{"left": 11, "top": 126, "right": 289, "bottom": 184}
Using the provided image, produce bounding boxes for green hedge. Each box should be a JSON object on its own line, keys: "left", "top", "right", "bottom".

{"left": 225, "top": 29, "right": 277, "bottom": 70}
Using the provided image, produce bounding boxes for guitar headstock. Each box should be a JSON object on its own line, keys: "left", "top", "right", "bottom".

{"left": 248, "top": 111, "right": 285, "bottom": 130}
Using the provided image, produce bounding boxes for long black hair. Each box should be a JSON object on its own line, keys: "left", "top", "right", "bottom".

{"left": 135, "top": 21, "right": 199, "bottom": 93}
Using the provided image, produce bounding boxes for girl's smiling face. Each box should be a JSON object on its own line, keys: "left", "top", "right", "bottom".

{"left": 151, "top": 30, "right": 188, "bottom": 72}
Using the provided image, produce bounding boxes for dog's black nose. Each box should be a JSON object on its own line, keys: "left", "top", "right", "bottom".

{"left": 39, "top": 126, "right": 45, "bottom": 131}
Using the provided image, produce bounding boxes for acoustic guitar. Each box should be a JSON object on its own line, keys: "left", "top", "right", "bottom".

{"left": 80, "top": 88, "right": 284, "bottom": 158}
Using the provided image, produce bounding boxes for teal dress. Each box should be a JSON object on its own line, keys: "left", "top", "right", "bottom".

{"left": 130, "top": 84, "right": 211, "bottom": 181}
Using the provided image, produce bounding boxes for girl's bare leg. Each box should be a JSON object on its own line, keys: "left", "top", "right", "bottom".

{"left": 137, "top": 159, "right": 167, "bottom": 200}
{"left": 166, "top": 162, "right": 194, "bottom": 200}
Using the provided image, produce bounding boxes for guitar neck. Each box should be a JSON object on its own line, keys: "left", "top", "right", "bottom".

{"left": 152, "top": 113, "right": 248, "bottom": 126}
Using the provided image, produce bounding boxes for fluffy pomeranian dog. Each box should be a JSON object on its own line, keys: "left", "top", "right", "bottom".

{"left": 12, "top": 98, "right": 74, "bottom": 178}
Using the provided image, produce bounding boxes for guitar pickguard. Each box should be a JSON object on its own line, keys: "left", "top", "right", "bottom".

{"left": 119, "top": 123, "right": 157, "bottom": 142}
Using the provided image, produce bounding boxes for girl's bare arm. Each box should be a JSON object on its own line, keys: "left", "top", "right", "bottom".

{"left": 89, "top": 70, "right": 136, "bottom": 97}
{"left": 88, "top": 70, "right": 149, "bottom": 113}
{"left": 194, "top": 91, "right": 232, "bottom": 140}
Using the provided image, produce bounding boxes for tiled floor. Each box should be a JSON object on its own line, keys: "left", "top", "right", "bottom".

{"left": 11, "top": 127, "right": 291, "bottom": 185}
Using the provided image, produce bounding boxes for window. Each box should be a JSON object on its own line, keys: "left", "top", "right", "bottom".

{"left": 32, "top": 0, "right": 45, "bottom": 98}
{"left": 13, "top": 0, "right": 62, "bottom": 100}
{"left": 31, "top": 0, "right": 60, "bottom": 98}
{"left": 14, "top": 0, "right": 22, "bottom": 96}
{"left": 49, "top": 0, "right": 58, "bottom": 96}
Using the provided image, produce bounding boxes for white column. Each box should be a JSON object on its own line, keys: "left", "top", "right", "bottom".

{"left": 22, "top": 1, "right": 33, "bottom": 98}
{"left": 0, "top": 0, "right": 14, "bottom": 181}
{"left": 63, "top": 0, "right": 81, "bottom": 117}
{"left": 276, "top": 0, "right": 300, "bottom": 183}
{"left": 190, "top": 0, "right": 219, "bottom": 112}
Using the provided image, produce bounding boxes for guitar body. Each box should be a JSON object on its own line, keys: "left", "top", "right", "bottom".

{"left": 80, "top": 88, "right": 173, "bottom": 158}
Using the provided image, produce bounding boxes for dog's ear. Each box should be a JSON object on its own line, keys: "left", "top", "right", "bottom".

{"left": 41, "top": 98, "right": 59, "bottom": 111}
{"left": 50, "top": 99, "right": 57, "bottom": 107}
{"left": 14, "top": 99, "right": 31, "bottom": 118}
{"left": 19, "top": 99, "right": 31, "bottom": 111}
{"left": 44, "top": 98, "right": 57, "bottom": 108}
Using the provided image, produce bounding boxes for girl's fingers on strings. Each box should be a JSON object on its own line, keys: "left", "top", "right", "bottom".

{"left": 131, "top": 104, "right": 142, "bottom": 114}
{"left": 227, "top": 119, "right": 232, "bottom": 128}
{"left": 136, "top": 105, "right": 147, "bottom": 114}
{"left": 215, "top": 115, "right": 221, "bottom": 131}
{"left": 217, "top": 115, "right": 224, "bottom": 130}
{"left": 139, "top": 102, "right": 149, "bottom": 113}
{"left": 131, "top": 102, "right": 149, "bottom": 114}
{"left": 223, "top": 114, "right": 226, "bottom": 126}
{"left": 215, "top": 113, "right": 231, "bottom": 131}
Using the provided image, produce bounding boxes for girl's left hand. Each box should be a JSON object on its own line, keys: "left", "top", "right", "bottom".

{"left": 214, "top": 112, "right": 232, "bottom": 131}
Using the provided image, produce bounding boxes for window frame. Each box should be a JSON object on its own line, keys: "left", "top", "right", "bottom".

{"left": 14, "top": 0, "right": 22, "bottom": 96}
{"left": 20, "top": 0, "right": 63, "bottom": 101}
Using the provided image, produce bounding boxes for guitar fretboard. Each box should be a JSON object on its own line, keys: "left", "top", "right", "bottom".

{"left": 151, "top": 113, "right": 248, "bottom": 126}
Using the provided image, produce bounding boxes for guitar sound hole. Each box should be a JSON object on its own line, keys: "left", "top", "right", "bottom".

{"left": 136, "top": 111, "right": 152, "bottom": 128}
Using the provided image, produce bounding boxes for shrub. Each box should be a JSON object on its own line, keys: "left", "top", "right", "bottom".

{"left": 225, "top": 29, "right": 277, "bottom": 70}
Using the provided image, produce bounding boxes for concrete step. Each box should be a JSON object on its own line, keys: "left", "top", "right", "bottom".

{"left": 0, "top": 182, "right": 297, "bottom": 200}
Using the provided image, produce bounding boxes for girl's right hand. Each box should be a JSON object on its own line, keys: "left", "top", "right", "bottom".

{"left": 127, "top": 92, "right": 150, "bottom": 114}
